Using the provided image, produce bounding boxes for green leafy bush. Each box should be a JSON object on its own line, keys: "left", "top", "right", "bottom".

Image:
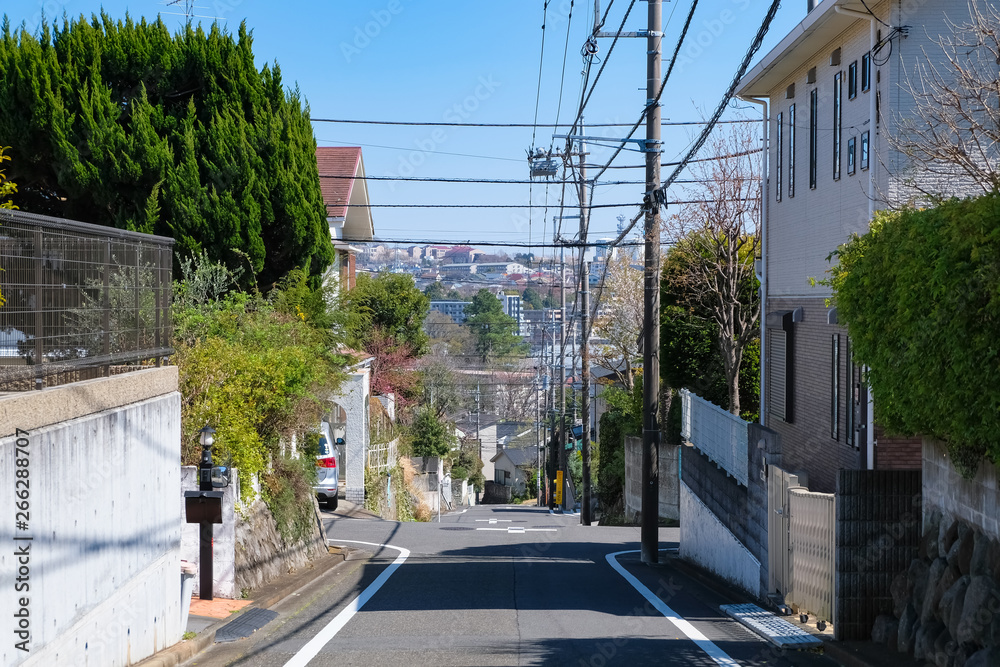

{"left": 828, "top": 195, "right": 1000, "bottom": 475}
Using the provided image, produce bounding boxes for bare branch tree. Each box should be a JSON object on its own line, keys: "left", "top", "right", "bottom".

{"left": 591, "top": 252, "right": 643, "bottom": 391}
{"left": 893, "top": 2, "right": 1000, "bottom": 197}
{"left": 665, "top": 119, "right": 761, "bottom": 416}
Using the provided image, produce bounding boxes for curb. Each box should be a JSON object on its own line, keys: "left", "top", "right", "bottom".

{"left": 134, "top": 550, "right": 348, "bottom": 667}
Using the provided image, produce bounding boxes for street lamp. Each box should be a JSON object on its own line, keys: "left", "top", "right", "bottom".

{"left": 198, "top": 425, "right": 216, "bottom": 491}
{"left": 185, "top": 424, "right": 224, "bottom": 600}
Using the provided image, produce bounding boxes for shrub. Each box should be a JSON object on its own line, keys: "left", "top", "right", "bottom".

{"left": 828, "top": 194, "right": 1000, "bottom": 475}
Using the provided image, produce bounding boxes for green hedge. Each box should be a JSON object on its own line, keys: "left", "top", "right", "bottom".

{"left": 828, "top": 194, "right": 1000, "bottom": 475}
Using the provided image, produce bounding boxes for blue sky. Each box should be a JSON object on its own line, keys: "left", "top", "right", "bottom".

{"left": 2, "top": 0, "right": 811, "bottom": 254}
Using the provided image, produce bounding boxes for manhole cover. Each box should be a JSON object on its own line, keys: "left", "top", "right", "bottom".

{"left": 215, "top": 608, "right": 278, "bottom": 643}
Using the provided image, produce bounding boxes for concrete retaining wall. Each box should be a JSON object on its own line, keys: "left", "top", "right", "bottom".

{"left": 624, "top": 437, "right": 680, "bottom": 521}
{"left": 923, "top": 437, "right": 1000, "bottom": 541}
{"left": 679, "top": 481, "right": 760, "bottom": 597}
{"left": 0, "top": 367, "right": 182, "bottom": 667}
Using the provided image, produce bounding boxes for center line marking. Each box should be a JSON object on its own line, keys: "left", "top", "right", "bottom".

{"left": 283, "top": 540, "right": 409, "bottom": 667}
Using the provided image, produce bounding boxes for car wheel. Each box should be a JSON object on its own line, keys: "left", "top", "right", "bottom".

{"left": 329, "top": 495, "right": 338, "bottom": 511}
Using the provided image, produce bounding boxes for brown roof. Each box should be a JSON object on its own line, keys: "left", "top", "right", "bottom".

{"left": 316, "top": 147, "right": 362, "bottom": 219}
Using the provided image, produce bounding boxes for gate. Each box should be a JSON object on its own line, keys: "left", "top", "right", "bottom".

{"left": 767, "top": 464, "right": 800, "bottom": 598}
{"left": 787, "top": 487, "right": 835, "bottom": 624}
{"left": 768, "top": 464, "right": 835, "bottom": 623}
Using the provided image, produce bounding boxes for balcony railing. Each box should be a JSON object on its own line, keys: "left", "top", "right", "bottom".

{"left": 0, "top": 209, "right": 174, "bottom": 390}
{"left": 680, "top": 388, "right": 749, "bottom": 487}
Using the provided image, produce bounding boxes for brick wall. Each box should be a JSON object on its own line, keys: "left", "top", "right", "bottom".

{"left": 874, "top": 426, "right": 922, "bottom": 470}
{"left": 835, "top": 469, "right": 921, "bottom": 641}
{"left": 766, "top": 296, "right": 862, "bottom": 493}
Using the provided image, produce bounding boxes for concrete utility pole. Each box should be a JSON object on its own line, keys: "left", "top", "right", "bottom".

{"left": 641, "top": 0, "right": 663, "bottom": 565}
{"left": 548, "top": 308, "right": 558, "bottom": 511}
{"left": 578, "top": 121, "right": 593, "bottom": 526}
{"left": 559, "top": 245, "right": 568, "bottom": 512}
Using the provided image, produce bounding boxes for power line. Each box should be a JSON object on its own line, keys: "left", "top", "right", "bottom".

{"left": 311, "top": 118, "right": 752, "bottom": 128}
{"left": 316, "top": 139, "right": 523, "bottom": 163}
{"left": 595, "top": 147, "right": 762, "bottom": 169}
{"left": 610, "top": 0, "right": 783, "bottom": 248}
{"left": 329, "top": 202, "right": 636, "bottom": 209}
{"left": 317, "top": 174, "right": 753, "bottom": 185}
{"left": 344, "top": 237, "right": 645, "bottom": 248}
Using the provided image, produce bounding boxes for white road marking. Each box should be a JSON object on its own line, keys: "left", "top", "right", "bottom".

{"left": 474, "top": 527, "right": 557, "bottom": 533}
{"left": 283, "top": 540, "right": 409, "bottom": 667}
{"left": 606, "top": 550, "right": 740, "bottom": 667}
{"left": 474, "top": 518, "right": 511, "bottom": 524}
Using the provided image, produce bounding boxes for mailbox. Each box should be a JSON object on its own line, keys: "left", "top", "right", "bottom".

{"left": 184, "top": 490, "right": 224, "bottom": 524}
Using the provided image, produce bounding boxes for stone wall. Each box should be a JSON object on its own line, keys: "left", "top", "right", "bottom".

{"left": 234, "top": 499, "right": 326, "bottom": 595}
{"left": 871, "top": 509, "right": 1000, "bottom": 666}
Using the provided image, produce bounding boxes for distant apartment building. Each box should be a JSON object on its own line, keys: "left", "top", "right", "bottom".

{"left": 499, "top": 293, "right": 524, "bottom": 336}
{"left": 429, "top": 300, "right": 472, "bottom": 324}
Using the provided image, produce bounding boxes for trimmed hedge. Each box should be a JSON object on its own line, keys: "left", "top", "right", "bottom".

{"left": 828, "top": 194, "right": 1000, "bottom": 475}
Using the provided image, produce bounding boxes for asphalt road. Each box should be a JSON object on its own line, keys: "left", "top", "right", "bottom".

{"left": 187, "top": 505, "right": 838, "bottom": 667}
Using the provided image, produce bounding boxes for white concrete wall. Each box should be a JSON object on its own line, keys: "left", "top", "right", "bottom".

{"left": 923, "top": 437, "right": 1000, "bottom": 541}
{"left": 0, "top": 368, "right": 182, "bottom": 666}
{"left": 680, "top": 481, "right": 760, "bottom": 598}
{"left": 180, "top": 466, "right": 237, "bottom": 599}
{"left": 330, "top": 364, "right": 370, "bottom": 506}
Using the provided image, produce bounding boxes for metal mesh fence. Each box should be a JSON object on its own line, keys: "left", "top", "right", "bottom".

{"left": 0, "top": 209, "right": 173, "bottom": 390}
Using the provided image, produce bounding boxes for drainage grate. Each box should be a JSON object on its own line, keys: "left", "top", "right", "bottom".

{"left": 215, "top": 608, "right": 278, "bottom": 643}
{"left": 720, "top": 603, "right": 823, "bottom": 649}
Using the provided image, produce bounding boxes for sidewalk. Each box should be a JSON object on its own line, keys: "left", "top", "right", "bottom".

{"left": 135, "top": 549, "right": 349, "bottom": 667}
{"left": 664, "top": 556, "right": 924, "bottom": 667}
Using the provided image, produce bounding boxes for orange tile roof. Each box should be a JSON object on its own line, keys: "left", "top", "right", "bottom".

{"left": 316, "top": 147, "right": 362, "bottom": 219}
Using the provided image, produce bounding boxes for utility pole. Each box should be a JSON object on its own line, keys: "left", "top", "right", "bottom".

{"left": 641, "top": 0, "right": 663, "bottom": 565}
{"left": 535, "top": 368, "right": 542, "bottom": 506}
{"left": 548, "top": 309, "right": 558, "bottom": 511}
{"left": 559, "top": 244, "right": 568, "bottom": 512}
{"left": 578, "top": 118, "right": 593, "bottom": 526}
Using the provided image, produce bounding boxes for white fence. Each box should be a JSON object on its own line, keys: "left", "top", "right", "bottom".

{"left": 367, "top": 437, "right": 399, "bottom": 473}
{"left": 787, "top": 487, "right": 836, "bottom": 623}
{"left": 680, "top": 389, "right": 749, "bottom": 487}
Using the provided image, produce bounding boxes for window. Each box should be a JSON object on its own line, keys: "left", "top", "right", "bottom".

{"left": 809, "top": 88, "right": 818, "bottom": 189}
{"left": 770, "top": 330, "right": 788, "bottom": 422}
{"left": 861, "top": 53, "right": 871, "bottom": 92}
{"left": 831, "top": 335, "right": 840, "bottom": 440}
{"left": 833, "top": 72, "right": 842, "bottom": 180}
{"left": 861, "top": 131, "right": 870, "bottom": 170}
{"left": 845, "top": 338, "right": 854, "bottom": 446}
{"left": 775, "top": 112, "right": 783, "bottom": 202}
{"left": 788, "top": 104, "right": 796, "bottom": 198}
{"left": 848, "top": 137, "right": 856, "bottom": 175}
{"left": 848, "top": 61, "right": 858, "bottom": 98}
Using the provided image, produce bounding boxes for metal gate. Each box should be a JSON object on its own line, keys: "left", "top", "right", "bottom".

{"left": 768, "top": 464, "right": 835, "bottom": 624}
{"left": 767, "top": 464, "right": 800, "bottom": 598}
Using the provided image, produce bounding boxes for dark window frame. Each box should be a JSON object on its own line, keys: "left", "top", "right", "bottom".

{"left": 846, "top": 338, "right": 854, "bottom": 446}
{"left": 832, "top": 334, "right": 840, "bottom": 440}
{"left": 861, "top": 53, "right": 871, "bottom": 92}
{"left": 833, "top": 72, "right": 842, "bottom": 180}
{"left": 861, "top": 131, "right": 870, "bottom": 170}
{"left": 848, "top": 136, "right": 856, "bottom": 175}
{"left": 788, "top": 104, "right": 796, "bottom": 198}
{"left": 848, "top": 61, "right": 858, "bottom": 99}
{"left": 776, "top": 112, "right": 783, "bottom": 202}
{"left": 809, "top": 88, "right": 818, "bottom": 189}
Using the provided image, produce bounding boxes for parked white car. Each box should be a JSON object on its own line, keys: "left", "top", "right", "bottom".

{"left": 314, "top": 422, "right": 341, "bottom": 510}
